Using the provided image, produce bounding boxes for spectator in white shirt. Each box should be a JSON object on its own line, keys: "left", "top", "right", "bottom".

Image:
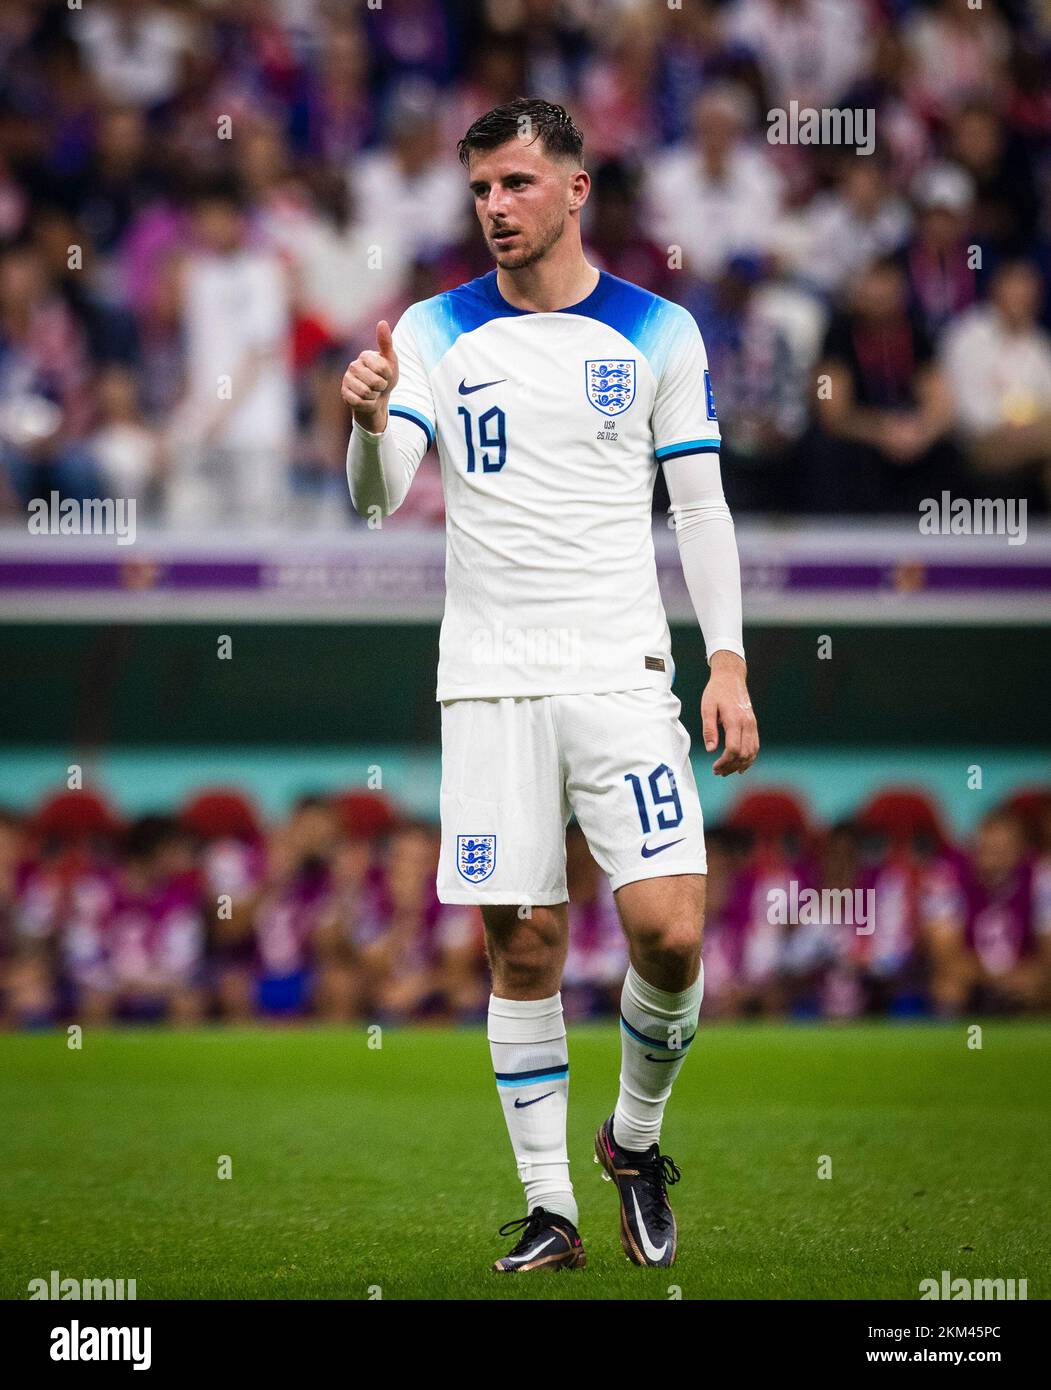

{"left": 904, "top": 0, "right": 1010, "bottom": 123}
{"left": 291, "top": 170, "right": 410, "bottom": 350}
{"left": 75, "top": 0, "right": 195, "bottom": 110}
{"left": 88, "top": 365, "right": 163, "bottom": 517}
{"left": 643, "top": 83, "right": 784, "bottom": 282}
{"left": 940, "top": 260, "right": 1051, "bottom": 505}
{"left": 166, "top": 179, "right": 294, "bottom": 526}
{"left": 792, "top": 154, "right": 911, "bottom": 298}
{"left": 725, "top": 0, "right": 869, "bottom": 111}
{"left": 351, "top": 81, "right": 468, "bottom": 262}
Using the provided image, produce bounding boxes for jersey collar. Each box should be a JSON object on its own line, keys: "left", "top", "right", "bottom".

{"left": 485, "top": 268, "right": 608, "bottom": 318}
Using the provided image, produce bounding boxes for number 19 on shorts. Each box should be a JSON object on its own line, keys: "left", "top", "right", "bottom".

{"left": 624, "top": 764, "right": 684, "bottom": 833}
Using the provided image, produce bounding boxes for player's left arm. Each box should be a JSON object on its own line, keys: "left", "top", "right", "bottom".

{"left": 652, "top": 305, "right": 758, "bottom": 776}
{"left": 665, "top": 452, "right": 758, "bottom": 775}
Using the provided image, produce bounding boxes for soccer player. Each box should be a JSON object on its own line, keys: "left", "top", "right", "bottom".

{"left": 343, "top": 99, "right": 759, "bottom": 1271}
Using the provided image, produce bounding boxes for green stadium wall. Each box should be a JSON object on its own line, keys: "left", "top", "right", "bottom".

{"left": 1, "top": 622, "right": 1048, "bottom": 833}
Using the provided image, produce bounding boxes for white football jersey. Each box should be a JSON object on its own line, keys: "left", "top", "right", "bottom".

{"left": 385, "top": 269, "right": 721, "bottom": 700}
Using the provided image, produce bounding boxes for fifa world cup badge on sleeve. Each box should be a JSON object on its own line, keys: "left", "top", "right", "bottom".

{"left": 585, "top": 360, "right": 636, "bottom": 415}
{"left": 457, "top": 834, "right": 496, "bottom": 884}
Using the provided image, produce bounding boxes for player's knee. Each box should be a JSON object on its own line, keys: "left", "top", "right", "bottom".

{"left": 483, "top": 905, "right": 565, "bottom": 992}
{"left": 632, "top": 917, "right": 703, "bottom": 975}
{"left": 486, "top": 935, "right": 560, "bottom": 994}
{"left": 492, "top": 951, "right": 551, "bottom": 994}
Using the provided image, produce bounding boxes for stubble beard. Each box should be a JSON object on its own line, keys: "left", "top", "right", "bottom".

{"left": 490, "top": 212, "right": 567, "bottom": 271}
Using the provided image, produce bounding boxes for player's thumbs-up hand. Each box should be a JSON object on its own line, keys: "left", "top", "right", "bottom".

{"left": 341, "top": 320, "right": 400, "bottom": 431}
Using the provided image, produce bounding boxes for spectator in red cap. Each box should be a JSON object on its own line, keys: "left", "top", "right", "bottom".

{"left": 718, "top": 789, "right": 817, "bottom": 1017}
{"left": 183, "top": 788, "right": 265, "bottom": 1023}
{"left": 104, "top": 815, "right": 206, "bottom": 1024}
{"left": 843, "top": 790, "right": 949, "bottom": 1016}
{"left": 6, "top": 788, "right": 121, "bottom": 1025}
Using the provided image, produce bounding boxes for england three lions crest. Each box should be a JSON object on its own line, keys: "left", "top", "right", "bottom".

{"left": 457, "top": 834, "right": 496, "bottom": 884}
{"left": 585, "top": 359, "right": 636, "bottom": 416}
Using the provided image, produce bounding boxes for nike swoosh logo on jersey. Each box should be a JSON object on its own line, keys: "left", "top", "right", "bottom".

{"left": 514, "top": 1091, "right": 555, "bottom": 1108}
{"left": 641, "top": 838, "right": 686, "bottom": 858}
{"left": 630, "top": 1190, "right": 668, "bottom": 1262}
{"left": 458, "top": 377, "right": 506, "bottom": 395}
{"left": 503, "top": 1235, "right": 556, "bottom": 1264}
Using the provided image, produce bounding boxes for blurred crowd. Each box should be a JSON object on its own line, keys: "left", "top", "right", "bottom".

{"left": 2, "top": 781, "right": 1049, "bottom": 1028}
{"left": 1, "top": 0, "right": 1051, "bottom": 525}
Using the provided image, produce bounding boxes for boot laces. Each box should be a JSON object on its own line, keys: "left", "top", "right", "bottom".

{"left": 498, "top": 1208, "right": 554, "bottom": 1254}
{"left": 637, "top": 1149, "right": 681, "bottom": 1228}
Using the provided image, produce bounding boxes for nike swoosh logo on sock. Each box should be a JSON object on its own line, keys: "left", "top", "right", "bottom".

{"left": 644, "top": 1054, "right": 681, "bottom": 1063}
{"left": 513, "top": 1091, "right": 555, "bottom": 1108}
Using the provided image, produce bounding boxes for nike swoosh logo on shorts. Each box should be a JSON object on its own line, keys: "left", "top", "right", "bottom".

{"left": 630, "top": 1190, "right": 668, "bottom": 1262}
{"left": 641, "top": 838, "right": 686, "bottom": 858}
{"left": 458, "top": 377, "right": 506, "bottom": 395}
{"left": 514, "top": 1091, "right": 555, "bottom": 1108}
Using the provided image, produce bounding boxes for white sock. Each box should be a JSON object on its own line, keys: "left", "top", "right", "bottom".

{"left": 488, "top": 993, "right": 577, "bottom": 1226}
{"left": 614, "top": 962, "right": 703, "bottom": 1153}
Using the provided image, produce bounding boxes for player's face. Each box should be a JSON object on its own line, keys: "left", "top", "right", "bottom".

{"left": 467, "top": 140, "right": 578, "bottom": 270}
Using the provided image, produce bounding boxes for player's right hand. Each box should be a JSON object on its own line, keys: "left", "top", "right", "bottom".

{"left": 341, "top": 320, "right": 399, "bottom": 429}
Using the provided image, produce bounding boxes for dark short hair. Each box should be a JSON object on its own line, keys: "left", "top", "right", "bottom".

{"left": 124, "top": 814, "right": 185, "bottom": 862}
{"left": 189, "top": 172, "right": 246, "bottom": 211}
{"left": 457, "top": 97, "right": 583, "bottom": 168}
{"left": 991, "top": 257, "right": 1041, "bottom": 287}
{"left": 981, "top": 807, "right": 1027, "bottom": 836}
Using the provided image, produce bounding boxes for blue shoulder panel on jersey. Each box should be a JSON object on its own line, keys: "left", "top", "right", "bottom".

{"left": 561, "top": 271, "right": 686, "bottom": 375}
{"left": 407, "top": 274, "right": 512, "bottom": 372}
{"left": 408, "top": 270, "right": 698, "bottom": 377}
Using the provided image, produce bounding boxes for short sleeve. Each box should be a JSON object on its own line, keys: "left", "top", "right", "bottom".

{"left": 388, "top": 308, "right": 438, "bottom": 450}
{"left": 651, "top": 306, "right": 722, "bottom": 465}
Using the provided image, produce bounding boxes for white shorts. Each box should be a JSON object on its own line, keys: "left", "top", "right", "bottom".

{"left": 437, "top": 687, "right": 706, "bottom": 905}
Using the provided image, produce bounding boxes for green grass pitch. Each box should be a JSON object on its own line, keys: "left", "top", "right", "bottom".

{"left": 2, "top": 1022, "right": 1048, "bottom": 1300}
